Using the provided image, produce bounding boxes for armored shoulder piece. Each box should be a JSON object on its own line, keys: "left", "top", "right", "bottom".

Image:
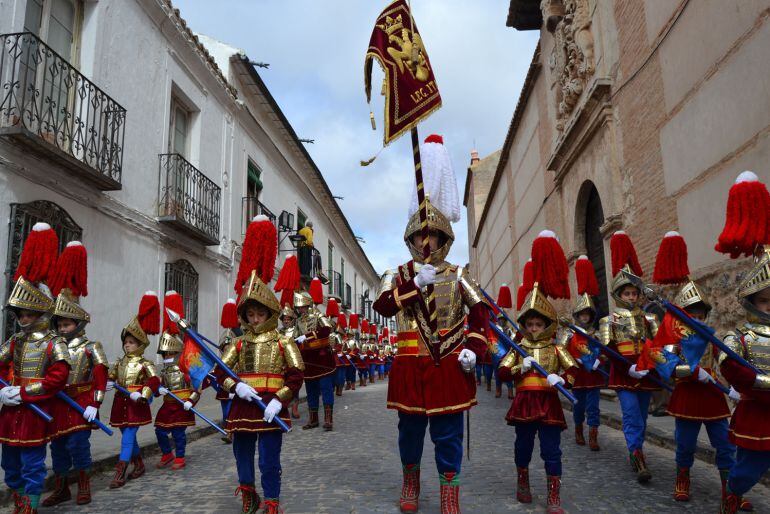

{"left": 377, "top": 269, "right": 397, "bottom": 298}
{"left": 457, "top": 266, "right": 484, "bottom": 307}
{"left": 598, "top": 316, "right": 611, "bottom": 346}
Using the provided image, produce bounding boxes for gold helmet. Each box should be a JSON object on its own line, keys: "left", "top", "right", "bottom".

{"left": 516, "top": 284, "right": 557, "bottom": 341}
{"left": 121, "top": 291, "right": 160, "bottom": 353}
{"left": 571, "top": 292, "right": 596, "bottom": 321}
{"left": 280, "top": 305, "right": 297, "bottom": 320}
{"left": 7, "top": 276, "right": 54, "bottom": 315}
{"left": 237, "top": 269, "right": 280, "bottom": 332}
{"left": 293, "top": 290, "right": 314, "bottom": 309}
{"left": 404, "top": 198, "right": 455, "bottom": 264}
{"left": 157, "top": 331, "right": 183, "bottom": 354}
{"left": 610, "top": 264, "right": 642, "bottom": 309}
{"left": 737, "top": 246, "right": 770, "bottom": 322}
{"left": 674, "top": 279, "right": 712, "bottom": 313}
{"left": 51, "top": 289, "right": 90, "bottom": 339}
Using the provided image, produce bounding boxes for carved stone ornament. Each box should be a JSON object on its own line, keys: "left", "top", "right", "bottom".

{"left": 545, "top": 0, "right": 595, "bottom": 131}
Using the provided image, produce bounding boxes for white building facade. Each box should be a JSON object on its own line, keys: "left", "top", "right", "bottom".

{"left": 0, "top": 0, "right": 381, "bottom": 357}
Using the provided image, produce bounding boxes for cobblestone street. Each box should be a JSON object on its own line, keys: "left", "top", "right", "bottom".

{"left": 44, "top": 380, "right": 770, "bottom": 513}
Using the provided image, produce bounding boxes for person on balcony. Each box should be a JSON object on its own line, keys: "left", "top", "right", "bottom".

{"left": 298, "top": 221, "right": 314, "bottom": 248}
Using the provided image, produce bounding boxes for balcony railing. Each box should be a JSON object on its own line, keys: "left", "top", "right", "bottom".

{"left": 242, "top": 196, "right": 277, "bottom": 235}
{"left": 0, "top": 32, "right": 126, "bottom": 190}
{"left": 344, "top": 283, "right": 352, "bottom": 309}
{"left": 298, "top": 246, "right": 323, "bottom": 281}
{"left": 157, "top": 153, "right": 221, "bottom": 245}
{"left": 327, "top": 270, "right": 343, "bottom": 298}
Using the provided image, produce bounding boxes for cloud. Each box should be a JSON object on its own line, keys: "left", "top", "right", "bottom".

{"left": 173, "top": 0, "right": 539, "bottom": 273}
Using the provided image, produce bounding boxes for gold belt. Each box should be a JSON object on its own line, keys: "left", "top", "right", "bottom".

{"left": 240, "top": 373, "right": 284, "bottom": 392}
{"left": 163, "top": 389, "right": 192, "bottom": 403}
{"left": 12, "top": 377, "right": 43, "bottom": 387}
{"left": 304, "top": 337, "right": 330, "bottom": 350}
{"left": 65, "top": 383, "right": 92, "bottom": 396}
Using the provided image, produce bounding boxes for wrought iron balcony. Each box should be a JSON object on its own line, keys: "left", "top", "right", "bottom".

{"left": 344, "top": 283, "right": 352, "bottom": 309}
{"left": 157, "top": 153, "right": 221, "bottom": 245}
{"left": 327, "top": 270, "right": 343, "bottom": 298}
{"left": 0, "top": 32, "right": 126, "bottom": 190}
{"left": 298, "top": 246, "right": 323, "bottom": 281}
{"left": 242, "top": 196, "right": 277, "bottom": 235}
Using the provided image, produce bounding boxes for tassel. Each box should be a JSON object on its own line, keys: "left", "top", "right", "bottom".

{"left": 309, "top": 277, "right": 323, "bottom": 305}
{"left": 163, "top": 291, "right": 185, "bottom": 335}
{"left": 349, "top": 313, "right": 360, "bottom": 330}
{"left": 370, "top": 324, "right": 377, "bottom": 337}
{"left": 497, "top": 284, "right": 512, "bottom": 309}
{"left": 337, "top": 313, "right": 348, "bottom": 331}
{"left": 516, "top": 282, "right": 530, "bottom": 311}
{"left": 715, "top": 171, "right": 770, "bottom": 258}
{"left": 50, "top": 241, "right": 88, "bottom": 297}
{"left": 531, "top": 230, "right": 570, "bottom": 299}
{"left": 14, "top": 222, "right": 59, "bottom": 284}
{"left": 522, "top": 259, "right": 534, "bottom": 291}
{"left": 653, "top": 231, "right": 690, "bottom": 285}
{"left": 220, "top": 298, "right": 239, "bottom": 329}
{"left": 610, "top": 231, "right": 643, "bottom": 277}
{"left": 361, "top": 319, "right": 369, "bottom": 335}
{"left": 575, "top": 255, "right": 599, "bottom": 296}
{"left": 326, "top": 298, "right": 340, "bottom": 317}
{"left": 274, "top": 255, "right": 300, "bottom": 293}
{"left": 382, "top": 327, "right": 389, "bottom": 338}
{"left": 138, "top": 291, "right": 160, "bottom": 335}
{"left": 236, "top": 215, "right": 278, "bottom": 294}
{"left": 279, "top": 289, "right": 294, "bottom": 309}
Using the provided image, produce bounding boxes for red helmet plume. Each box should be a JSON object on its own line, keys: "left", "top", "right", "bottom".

{"left": 497, "top": 284, "right": 512, "bottom": 309}
{"left": 715, "top": 171, "right": 770, "bottom": 258}
{"left": 653, "top": 231, "right": 689, "bottom": 285}
{"left": 575, "top": 255, "right": 599, "bottom": 296}
{"left": 14, "top": 222, "right": 59, "bottom": 284}
{"left": 236, "top": 215, "right": 278, "bottom": 295}
{"left": 610, "top": 231, "right": 643, "bottom": 277}
{"left": 163, "top": 291, "right": 185, "bottom": 335}
{"left": 531, "top": 230, "right": 570, "bottom": 299}
{"left": 220, "top": 298, "right": 239, "bottom": 329}
{"left": 138, "top": 291, "right": 160, "bottom": 335}
{"left": 50, "top": 241, "right": 88, "bottom": 297}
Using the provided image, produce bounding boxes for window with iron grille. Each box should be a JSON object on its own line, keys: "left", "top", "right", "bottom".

{"left": 4, "top": 200, "right": 82, "bottom": 340}
{"left": 164, "top": 259, "right": 199, "bottom": 327}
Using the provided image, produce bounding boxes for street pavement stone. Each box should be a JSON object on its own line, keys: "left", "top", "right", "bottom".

{"left": 47, "top": 379, "right": 770, "bottom": 513}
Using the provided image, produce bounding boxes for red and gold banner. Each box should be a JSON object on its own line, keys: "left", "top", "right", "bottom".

{"left": 365, "top": 0, "right": 442, "bottom": 145}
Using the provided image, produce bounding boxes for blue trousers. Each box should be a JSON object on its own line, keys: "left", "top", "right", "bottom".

{"left": 728, "top": 448, "right": 770, "bottom": 496}
{"left": 494, "top": 368, "right": 513, "bottom": 390}
{"left": 674, "top": 418, "right": 734, "bottom": 469}
{"left": 617, "top": 390, "right": 651, "bottom": 452}
{"left": 358, "top": 367, "right": 369, "bottom": 379}
{"left": 155, "top": 426, "right": 187, "bottom": 458}
{"left": 369, "top": 363, "right": 377, "bottom": 377}
{"left": 573, "top": 388, "right": 601, "bottom": 427}
{"left": 514, "top": 423, "right": 563, "bottom": 476}
{"left": 334, "top": 367, "right": 346, "bottom": 387}
{"left": 233, "top": 431, "right": 283, "bottom": 499}
{"left": 475, "top": 364, "right": 493, "bottom": 383}
{"left": 305, "top": 374, "right": 334, "bottom": 410}
{"left": 50, "top": 430, "right": 92, "bottom": 474}
{"left": 1, "top": 444, "right": 47, "bottom": 496}
{"left": 398, "top": 412, "right": 463, "bottom": 476}
{"left": 345, "top": 366, "right": 356, "bottom": 383}
{"left": 119, "top": 427, "right": 140, "bottom": 462}
{"left": 385, "top": 360, "right": 392, "bottom": 373}
{"left": 220, "top": 399, "right": 232, "bottom": 422}
{"left": 378, "top": 364, "right": 385, "bottom": 376}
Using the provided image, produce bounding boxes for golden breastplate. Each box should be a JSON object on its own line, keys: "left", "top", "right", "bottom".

{"left": 161, "top": 363, "right": 190, "bottom": 390}
{"left": 297, "top": 313, "right": 319, "bottom": 335}
{"left": 116, "top": 356, "right": 150, "bottom": 387}
{"left": 238, "top": 330, "right": 286, "bottom": 375}
{"left": 66, "top": 337, "right": 94, "bottom": 384}
{"left": 12, "top": 332, "right": 54, "bottom": 379}
{"left": 394, "top": 270, "right": 465, "bottom": 334}
{"left": 521, "top": 340, "right": 561, "bottom": 374}
{"left": 740, "top": 324, "right": 770, "bottom": 373}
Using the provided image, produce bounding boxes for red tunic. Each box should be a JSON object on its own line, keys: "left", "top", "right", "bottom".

{"left": 565, "top": 333, "right": 605, "bottom": 390}
{"left": 49, "top": 364, "right": 109, "bottom": 438}
{"left": 300, "top": 325, "right": 334, "bottom": 380}
{"left": 225, "top": 368, "right": 304, "bottom": 432}
{"left": 154, "top": 390, "right": 196, "bottom": 428}
{"left": 499, "top": 364, "right": 567, "bottom": 429}
{"left": 333, "top": 343, "right": 345, "bottom": 367}
{"left": 721, "top": 356, "right": 770, "bottom": 451}
{"left": 374, "top": 271, "right": 487, "bottom": 416}
{"left": 667, "top": 347, "right": 730, "bottom": 421}
{"left": 109, "top": 377, "right": 161, "bottom": 428}
{"left": 0, "top": 356, "right": 70, "bottom": 447}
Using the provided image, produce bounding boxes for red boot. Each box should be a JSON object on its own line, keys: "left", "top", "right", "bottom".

{"left": 722, "top": 492, "right": 740, "bottom": 514}
{"left": 235, "top": 484, "right": 261, "bottom": 514}
{"left": 323, "top": 405, "right": 334, "bottom": 431}
{"left": 171, "top": 457, "right": 186, "bottom": 470}
{"left": 399, "top": 464, "right": 420, "bottom": 512}
{"left": 156, "top": 452, "right": 175, "bottom": 468}
{"left": 109, "top": 461, "right": 128, "bottom": 489}
{"left": 630, "top": 449, "right": 651, "bottom": 483}
{"left": 575, "top": 424, "right": 586, "bottom": 446}
{"left": 516, "top": 467, "right": 532, "bottom": 503}
{"left": 674, "top": 466, "right": 690, "bottom": 501}
{"left": 302, "top": 409, "right": 319, "bottom": 430}
{"left": 42, "top": 475, "right": 71, "bottom": 506}
{"left": 76, "top": 470, "right": 91, "bottom": 505}
{"left": 128, "top": 455, "right": 145, "bottom": 479}
{"left": 588, "top": 426, "right": 600, "bottom": 451}
{"left": 11, "top": 489, "right": 24, "bottom": 513}
{"left": 740, "top": 497, "right": 754, "bottom": 511}
{"left": 546, "top": 476, "right": 564, "bottom": 514}
{"left": 17, "top": 496, "right": 36, "bottom": 514}
{"left": 439, "top": 472, "right": 460, "bottom": 514}
{"left": 350, "top": 381, "right": 355, "bottom": 391}
{"left": 495, "top": 384, "right": 502, "bottom": 398}
{"left": 263, "top": 499, "right": 283, "bottom": 513}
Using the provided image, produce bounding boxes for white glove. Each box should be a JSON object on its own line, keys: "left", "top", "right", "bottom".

{"left": 458, "top": 349, "right": 477, "bottom": 373}
{"left": 105, "top": 381, "right": 115, "bottom": 392}
{"left": 337, "top": 353, "right": 343, "bottom": 358}
{"left": 263, "top": 398, "right": 282, "bottom": 423}
{"left": 295, "top": 335, "right": 307, "bottom": 345}
{"left": 361, "top": 355, "right": 367, "bottom": 360}
{"left": 129, "top": 391, "right": 142, "bottom": 402}
{"left": 628, "top": 364, "right": 649, "bottom": 379}
{"left": 414, "top": 264, "right": 436, "bottom": 289}
{"left": 235, "top": 382, "right": 262, "bottom": 402}
{"left": 82, "top": 405, "right": 98, "bottom": 422}
{"left": 158, "top": 386, "right": 170, "bottom": 396}
{"left": 728, "top": 386, "right": 741, "bottom": 402}
{"left": 0, "top": 386, "right": 20, "bottom": 406}
{"left": 547, "top": 374, "right": 565, "bottom": 387}
{"left": 521, "top": 356, "right": 536, "bottom": 372}
{"left": 228, "top": 393, "right": 235, "bottom": 400}
{"left": 697, "top": 367, "right": 716, "bottom": 384}
{"left": 183, "top": 401, "right": 193, "bottom": 411}
{"left": 592, "top": 359, "right": 601, "bottom": 371}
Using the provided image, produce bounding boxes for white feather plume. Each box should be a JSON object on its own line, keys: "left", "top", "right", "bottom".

{"left": 408, "top": 141, "right": 461, "bottom": 223}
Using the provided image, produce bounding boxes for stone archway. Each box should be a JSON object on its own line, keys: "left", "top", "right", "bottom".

{"left": 575, "top": 181, "right": 609, "bottom": 319}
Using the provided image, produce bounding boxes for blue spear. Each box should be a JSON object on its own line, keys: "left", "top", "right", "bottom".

{"left": 0, "top": 377, "right": 53, "bottom": 422}
{"left": 54, "top": 389, "right": 113, "bottom": 435}
{"left": 162, "top": 389, "right": 227, "bottom": 436}
{"left": 166, "top": 309, "right": 291, "bottom": 433}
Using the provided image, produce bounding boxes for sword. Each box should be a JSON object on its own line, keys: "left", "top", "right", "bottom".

{"left": 166, "top": 309, "right": 291, "bottom": 433}
{"left": 0, "top": 377, "right": 53, "bottom": 422}
{"left": 621, "top": 270, "right": 765, "bottom": 375}
{"left": 163, "top": 389, "right": 227, "bottom": 436}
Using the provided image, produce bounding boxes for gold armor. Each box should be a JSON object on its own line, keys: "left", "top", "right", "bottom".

{"left": 517, "top": 285, "right": 558, "bottom": 341}
{"left": 0, "top": 320, "right": 70, "bottom": 396}
{"left": 108, "top": 354, "right": 158, "bottom": 400}
{"left": 64, "top": 336, "right": 109, "bottom": 403}
{"left": 404, "top": 199, "right": 455, "bottom": 264}
{"left": 736, "top": 246, "right": 770, "bottom": 323}
{"left": 293, "top": 291, "right": 314, "bottom": 309}
{"left": 599, "top": 308, "right": 659, "bottom": 357}
{"left": 674, "top": 280, "right": 712, "bottom": 313}
{"left": 296, "top": 307, "right": 334, "bottom": 349}
{"left": 572, "top": 293, "right": 596, "bottom": 319}
{"left": 157, "top": 331, "right": 183, "bottom": 354}
{"left": 6, "top": 277, "right": 54, "bottom": 315}
{"left": 121, "top": 317, "right": 151, "bottom": 351}
{"left": 220, "top": 328, "right": 304, "bottom": 402}
{"left": 280, "top": 305, "right": 297, "bottom": 320}
{"left": 499, "top": 338, "right": 577, "bottom": 387}
{"left": 378, "top": 262, "right": 483, "bottom": 358}
{"left": 51, "top": 290, "right": 90, "bottom": 324}
{"left": 159, "top": 361, "right": 199, "bottom": 403}
{"left": 610, "top": 264, "right": 642, "bottom": 309}
{"left": 219, "top": 328, "right": 237, "bottom": 351}
{"left": 723, "top": 324, "right": 770, "bottom": 389}
{"left": 238, "top": 270, "right": 280, "bottom": 323}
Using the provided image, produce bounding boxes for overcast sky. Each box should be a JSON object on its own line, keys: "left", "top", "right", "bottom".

{"left": 173, "top": 0, "right": 539, "bottom": 274}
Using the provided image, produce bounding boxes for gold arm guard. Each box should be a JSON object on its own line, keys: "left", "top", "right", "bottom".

{"left": 500, "top": 350, "right": 519, "bottom": 375}
{"left": 189, "top": 391, "right": 200, "bottom": 403}
{"left": 222, "top": 377, "right": 237, "bottom": 392}
{"left": 51, "top": 338, "right": 72, "bottom": 366}
{"left": 89, "top": 341, "right": 109, "bottom": 367}
{"left": 94, "top": 390, "right": 105, "bottom": 403}
{"left": 24, "top": 382, "right": 45, "bottom": 396}
{"left": 377, "top": 269, "right": 397, "bottom": 299}
{"left": 282, "top": 338, "right": 305, "bottom": 371}
{"left": 556, "top": 329, "right": 571, "bottom": 347}
{"left": 141, "top": 361, "right": 158, "bottom": 400}
{"left": 719, "top": 333, "right": 741, "bottom": 365}
{"left": 275, "top": 386, "right": 293, "bottom": 402}
{"left": 220, "top": 340, "right": 240, "bottom": 370}
{"left": 556, "top": 344, "right": 578, "bottom": 371}
{"left": 645, "top": 313, "right": 659, "bottom": 338}
{"left": 0, "top": 341, "right": 11, "bottom": 365}
{"left": 674, "top": 364, "right": 694, "bottom": 378}
{"left": 107, "top": 361, "right": 118, "bottom": 381}
{"left": 598, "top": 316, "right": 612, "bottom": 346}
{"left": 754, "top": 374, "right": 770, "bottom": 389}
{"left": 458, "top": 267, "right": 484, "bottom": 307}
